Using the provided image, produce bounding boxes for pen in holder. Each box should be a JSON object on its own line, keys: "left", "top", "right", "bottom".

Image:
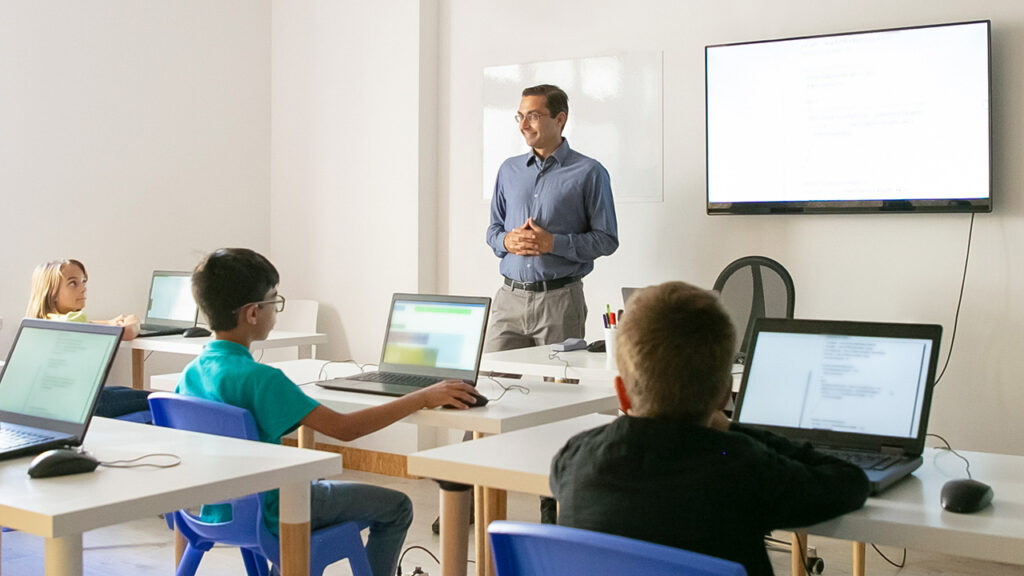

{"left": 603, "top": 326, "right": 617, "bottom": 370}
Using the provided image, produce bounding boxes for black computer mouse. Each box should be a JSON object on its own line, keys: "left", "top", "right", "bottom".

{"left": 28, "top": 448, "right": 100, "bottom": 478}
{"left": 443, "top": 390, "right": 489, "bottom": 409}
{"left": 940, "top": 478, "right": 993, "bottom": 513}
{"left": 182, "top": 327, "right": 211, "bottom": 338}
{"left": 586, "top": 340, "right": 606, "bottom": 353}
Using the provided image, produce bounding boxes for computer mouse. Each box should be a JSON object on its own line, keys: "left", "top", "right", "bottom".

{"left": 586, "top": 340, "right": 606, "bottom": 353}
{"left": 182, "top": 327, "right": 211, "bottom": 338}
{"left": 28, "top": 448, "right": 100, "bottom": 478}
{"left": 940, "top": 478, "right": 993, "bottom": 513}
{"left": 443, "top": 390, "right": 489, "bottom": 409}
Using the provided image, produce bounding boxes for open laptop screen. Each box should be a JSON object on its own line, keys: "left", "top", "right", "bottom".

{"left": 146, "top": 271, "right": 198, "bottom": 326}
{"left": 737, "top": 331, "right": 931, "bottom": 438}
{"left": 0, "top": 323, "right": 119, "bottom": 424}
{"left": 382, "top": 297, "right": 489, "bottom": 372}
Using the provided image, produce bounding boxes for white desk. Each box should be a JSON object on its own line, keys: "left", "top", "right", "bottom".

{"left": 0, "top": 417, "right": 342, "bottom": 576}
{"left": 129, "top": 330, "right": 327, "bottom": 389}
{"left": 409, "top": 414, "right": 1024, "bottom": 576}
{"left": 481, "top": 345, "right": 743, "bottom": 392}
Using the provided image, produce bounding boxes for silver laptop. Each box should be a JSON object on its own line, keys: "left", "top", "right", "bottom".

{"left": 732, "top": 318, "right": 941, "bottom": 494}
{"left": 318, "top": 293, "right": 491, "bottom": 396}
{"left": 0, "top": 319, "right": 122, "bottom": 459}
{"left": 137, "top": 270, "right": 199, "bottom": 337}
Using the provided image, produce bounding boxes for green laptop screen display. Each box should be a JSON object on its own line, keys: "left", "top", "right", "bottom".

{"left": 0, "top": 327, "right": 117, "bottom": 423}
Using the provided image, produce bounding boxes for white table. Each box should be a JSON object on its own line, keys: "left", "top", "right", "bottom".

{"left": 481, "top": 345, "right": 744, "bottom": 392}
{"left": 129, "top": 330, "right": 327, "bottom": 389}
{"left": 0, "top": 417, "right": 342, "bottom": 576}
{"left": 409, "top": 414, "right": 1024, "bottom": 576}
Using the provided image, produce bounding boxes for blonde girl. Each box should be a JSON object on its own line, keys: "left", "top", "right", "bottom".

{"left": 27, "top": 259, "right": 141, "bottom": 339}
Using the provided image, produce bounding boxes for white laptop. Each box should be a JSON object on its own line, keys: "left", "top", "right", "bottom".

{"left": 137, "top": 270, "right": 199, "bottom": 337}
{"left": 732, "top": 317, "right": 941, "bottom": 494}
{"left": 0, "top": 319, "right": 122, "bottom": 459}
{"left": 318, "top": 293, "right": 491, "bottom": 396}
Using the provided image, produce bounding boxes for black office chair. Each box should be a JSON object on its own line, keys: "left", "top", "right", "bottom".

{"left": 712, "top": 256, "right": 795, "bottom": 363}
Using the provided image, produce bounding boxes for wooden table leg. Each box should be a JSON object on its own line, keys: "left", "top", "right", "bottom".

{"left": 852, "top": 541, "right": 866, "bottom": 576}
{"left": 174, "top": 526, "right": 186, "bottom": 567}
{"left": 297, "top": 426, "right": 314, "bottom": 449}
{"left": 131, "top": 348, "right": 145, "bottom": 390}
{"left": 439, "top": 486, "right": 471, "bottom": 576}
{"left": 791, "top": 531, "right": 807, "bottom": 576}
{"left": 44, "top": 534, "right": 82, "bottom": 576}
{"left": 480, "top": 487, "right": 507, "bottom": 576}
{"left": 278, "top": 481, "right": 311, "bottom": 576}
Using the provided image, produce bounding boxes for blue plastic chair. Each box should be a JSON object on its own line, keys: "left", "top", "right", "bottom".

{"left": 488, "top": 521, "right": 747, "bottom": 576}
{"left": 148, "top": 392, "right": 372, "bottom": 576}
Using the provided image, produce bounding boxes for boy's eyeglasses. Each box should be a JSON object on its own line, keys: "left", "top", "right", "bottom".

{"left": 240, "top": 295, "right": 286, "bottom": 313}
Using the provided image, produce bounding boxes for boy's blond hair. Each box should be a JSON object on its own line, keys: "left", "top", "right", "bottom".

{"left": 26, "top": 259, "right": 87, "bottom": 319}
{"left": 616, "top": 281, "right": 736, "bottom": 422}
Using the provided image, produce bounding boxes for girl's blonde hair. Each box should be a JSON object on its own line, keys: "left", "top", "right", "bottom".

{"left": 25, "top": 259, "right": 88, "bottom": 319}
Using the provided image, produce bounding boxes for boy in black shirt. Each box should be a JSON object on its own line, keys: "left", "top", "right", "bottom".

{"left": 550, "top": 281, "right": 869, "bottom": 576}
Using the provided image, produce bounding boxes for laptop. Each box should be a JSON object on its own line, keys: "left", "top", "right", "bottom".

{"left": 0, "top": 319, "right": 122, "bottom": 460}
{"left": 137, "top": 270, "right": 199, "bottom": 337}
{"left": 318, "top": 293, "right": 491, "bottom": 397}
{"left": 732, "top": 317, "right": 941, "bottom": 494}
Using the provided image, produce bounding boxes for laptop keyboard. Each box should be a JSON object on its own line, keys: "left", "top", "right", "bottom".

{"left": 819, "top": 448, "right": 901, "bottom": 471}
{"left": 349, "top": 372, "right": 440, "bottom": 388}
{"left": 0, "top": 427, "right": 53, "bottom": 450}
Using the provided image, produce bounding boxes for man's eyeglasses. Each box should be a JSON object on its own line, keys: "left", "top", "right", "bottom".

{"left": 241, "top": 295, "right": 286, "bottom": 313}
{"left": 514, "top": 111, "right": 548, "bottom": 124}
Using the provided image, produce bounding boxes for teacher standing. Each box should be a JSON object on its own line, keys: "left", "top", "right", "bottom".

{"left": 485, "top": 84, "right": 619, "bottom": 354}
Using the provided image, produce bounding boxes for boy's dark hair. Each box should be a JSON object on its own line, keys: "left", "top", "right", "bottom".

{"left": 616, "top": 282, "right": 736, "bottom": 423}
{"left": 522, "top": 84, "right": 569, "bottom": 120}
{"left": 192, "top": 248, "right": 279, "bottom": 331}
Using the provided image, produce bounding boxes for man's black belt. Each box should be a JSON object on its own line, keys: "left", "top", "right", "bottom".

{"left": 504, "top": 276, "right": 579, "bottom": 292}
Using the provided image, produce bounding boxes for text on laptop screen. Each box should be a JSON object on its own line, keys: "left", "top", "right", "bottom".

{"left": 737, "top": 332, "right": 931, "bottom": 438}
{"left": 148, "top": 274, "right": 197, "bottom": 322}
{"left": 0, "top": 327, "right": 117, "bottom": 423}
{"left": 383, "top": 300, "right": 488, "bottom": 371}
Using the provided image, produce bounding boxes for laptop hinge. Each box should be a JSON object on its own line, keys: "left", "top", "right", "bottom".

{"left": 880, "top": 445, "right": 904, "bottom": 455}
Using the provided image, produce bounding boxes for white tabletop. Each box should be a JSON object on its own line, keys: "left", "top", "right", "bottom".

{"left": 408, "top": 414, "right": 1024, "bottom": 567}
{"left": 129, "top": 329, "right": 327, "bottom": 355}
{"left": 481, "top": 345, "right": 743, "bottom": 393}
{"left": 0, "top": 417, "right": 342, "bottom": 539}
{"left": 276, "top": 360, "right": 619, "bottom": 436}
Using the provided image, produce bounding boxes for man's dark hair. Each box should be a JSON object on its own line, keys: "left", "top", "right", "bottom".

{"left": 191, "top": 248, "right": 279, "bottom": 331}
{"left": 522, "top": 84, "right": 569, "bottom": 119}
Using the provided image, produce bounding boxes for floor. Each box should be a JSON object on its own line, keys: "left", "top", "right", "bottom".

{"left": 1, "top": 469, "right": 1019, "bottom": 576}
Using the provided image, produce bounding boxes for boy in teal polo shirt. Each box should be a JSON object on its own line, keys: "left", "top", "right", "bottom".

{"left": 177, "top": 248, "right": 482, "bottom": 576}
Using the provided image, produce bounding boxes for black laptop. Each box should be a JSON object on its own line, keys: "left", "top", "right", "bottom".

{"left": 318, "top": 293, "right": 490, "bottom": 396}
{"left": 137, "top": 270, "right": 199, "bottom": 337}
{"left": 732, "top": 317, "right": 941, "bottom": 494}
{"left": 0, "top": 319, "right": 123, "bottom": 459}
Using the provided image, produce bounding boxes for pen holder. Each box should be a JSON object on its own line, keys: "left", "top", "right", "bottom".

{"left": 603, "top": 327, "right": 617, "bottom": 370}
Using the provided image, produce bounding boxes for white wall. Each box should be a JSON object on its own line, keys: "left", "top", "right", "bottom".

{"left": 270, "top": 0, "right": 440, "bottom": 363}
{"left": 0, "top": 1, "right": 272, "bottom": 385}
{"left": 439, "top": 0, "right": 1024, "bottom": 455}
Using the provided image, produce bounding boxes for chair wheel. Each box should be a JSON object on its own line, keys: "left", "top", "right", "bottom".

{"left": 806, "top": 557, "right": 825, "bottom": 574}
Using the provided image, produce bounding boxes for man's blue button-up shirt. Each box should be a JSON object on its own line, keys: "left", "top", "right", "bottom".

{"left": 486, "top": 139, "right": 618, "bottom": 282}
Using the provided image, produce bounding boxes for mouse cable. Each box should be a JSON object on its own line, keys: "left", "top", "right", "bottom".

{"left": 870, "top": 544, "right": 907, "bottom": 568}
{"left": 927, "top": 432, "right": 973, "bottom": 479}
{"left": 295, "top": 360, "right": 374, "bottom": 386}
{"left": 396, "top": 544, "right": 440, "bottom": 576}
{"left": 482, "top": 374, "right": 530, "bottom": 402}
{"left": 933, "top": 212, "right": 975, "bottom": 388}
{"left": 547, "top": 351, "right": 570, "bottom": 381}
{"left": 99, "top": 453, "right": 182, "bottom": 469}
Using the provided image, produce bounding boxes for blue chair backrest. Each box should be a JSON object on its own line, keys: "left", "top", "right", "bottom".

{"left": 488, "top": 521, "right": 747, "bottom": 576}
{"left": 148, "top": 392, "right": 268, "bottom": 548}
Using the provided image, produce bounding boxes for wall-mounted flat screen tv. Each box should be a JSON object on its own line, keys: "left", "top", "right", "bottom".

{"left": 706, "top": 20, "right": 991, "bottom": 215}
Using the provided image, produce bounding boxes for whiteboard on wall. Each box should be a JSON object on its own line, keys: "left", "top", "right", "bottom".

{"left": 482, "top": 52, "right": 663, "bottom": 201}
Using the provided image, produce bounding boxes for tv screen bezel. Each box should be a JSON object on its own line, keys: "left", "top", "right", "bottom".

{"left": 705, "top": 20, "right": 993, "bottom": 216}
